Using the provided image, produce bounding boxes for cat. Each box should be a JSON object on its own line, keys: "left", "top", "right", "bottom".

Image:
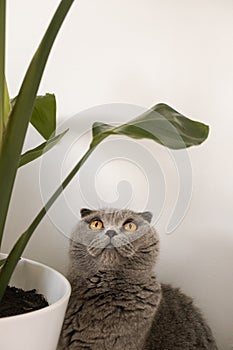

{"left": 59, "top": 208, "right": 218, "bottom": 350}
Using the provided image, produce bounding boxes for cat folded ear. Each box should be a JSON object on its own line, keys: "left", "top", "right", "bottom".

{"left": 80, "top": 208, "right": 94, "bottom": 218}
{"left": 139, "top": 211, "right": 153, "bottom": 223}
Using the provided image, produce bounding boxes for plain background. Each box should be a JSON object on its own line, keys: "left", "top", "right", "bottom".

{"left": 2, "top": 1, "right": 233, "bottom": 349}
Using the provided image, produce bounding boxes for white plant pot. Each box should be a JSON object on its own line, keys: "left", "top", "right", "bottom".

{"left": 0, "top": 254, "right": 71, "bottom": 350}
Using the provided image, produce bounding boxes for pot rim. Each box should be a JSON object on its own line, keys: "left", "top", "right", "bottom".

{"left": 0, "top": 254, "right": 71, "bottom": 321}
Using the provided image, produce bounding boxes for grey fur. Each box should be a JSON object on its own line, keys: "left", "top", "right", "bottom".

{"left": 59, "top": 208, "right": 218, "bottom": 349}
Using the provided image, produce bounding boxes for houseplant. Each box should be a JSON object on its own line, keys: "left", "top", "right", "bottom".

{"left": 0, "top": 1, "right": 75, "bottom": 349}
{"left": 0, "top": 0, "right": 209, "bottom": 349}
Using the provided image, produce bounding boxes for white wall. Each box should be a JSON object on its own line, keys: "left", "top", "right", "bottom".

{"left": 3, "top": 1, "right": 233, "bottom": 349}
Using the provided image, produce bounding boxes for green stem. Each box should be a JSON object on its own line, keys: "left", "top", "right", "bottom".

{"left": 0, "top": 145, "right": 96, "bottom": 301}
{"left": 0, "top": 0, "right": 6, "bottom": 149}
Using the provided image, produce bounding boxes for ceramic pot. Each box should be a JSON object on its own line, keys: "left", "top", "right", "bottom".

{"left": 0, "top": 254, "right": 71, "bottom": 350}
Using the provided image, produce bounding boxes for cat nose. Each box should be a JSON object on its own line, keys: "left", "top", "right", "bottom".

{"left": 105, "top": 230, "right": 117, "bottom": 238}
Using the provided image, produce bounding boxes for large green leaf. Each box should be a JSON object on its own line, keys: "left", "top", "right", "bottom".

{"left": 30, "top": 93, "right": 56, "bottom": 140}
{"left": 19, "top": 129, "right": 68, "bottom": 168}
{"left": 91, "top": 103, "right": 209, "bottom": 149}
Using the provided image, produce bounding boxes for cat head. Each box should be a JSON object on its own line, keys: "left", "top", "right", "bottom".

{"left": 70, "top": 208, "right": 159, "bottom": 275}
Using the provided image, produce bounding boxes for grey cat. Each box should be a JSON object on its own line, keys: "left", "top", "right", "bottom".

{"left": 59, "top": 208, "right": 218, "bottom": 350}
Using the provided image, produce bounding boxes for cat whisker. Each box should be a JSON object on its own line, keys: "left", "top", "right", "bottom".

{"left": 113, "top": 233, "right": 131, "bottom": 246}
{"left": 87, "top": 236, "right": 109, "bottom": 257}
{"left": 114, "top": 236, "right": 135, "bottom": 257}
{"left": 87, "top": 246, "right": 103, "bottom": 257}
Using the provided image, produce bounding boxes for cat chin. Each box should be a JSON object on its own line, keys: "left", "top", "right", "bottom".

{"left": 99, "top": 248, "right": 120, "bottom": 266}
{"left": 91, "top": 245, "right": 135, "bottom": 268}
{"left": 87, "top": 240, "right": 136, "bottom": 270}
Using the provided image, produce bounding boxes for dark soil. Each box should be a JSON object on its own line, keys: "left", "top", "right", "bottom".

{"left": 0, "top": 286, "right": 49, "bottom": 318}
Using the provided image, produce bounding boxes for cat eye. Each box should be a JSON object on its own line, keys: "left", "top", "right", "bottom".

{"left": 89, "top": 220, "right": 103, "bottom": 230}
{"left": 124, "top": 221, "right": 137, "bottom": 232}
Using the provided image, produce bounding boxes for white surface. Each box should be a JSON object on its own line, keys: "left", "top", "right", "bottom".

{"left": 2, "top": 1, "right": 233, "bottom": 349}
{"left": 0, "top": 254, "right": 71, "bottom": 350}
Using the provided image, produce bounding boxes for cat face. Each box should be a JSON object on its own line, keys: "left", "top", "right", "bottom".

{"left": 70, "top": 208, "right": 159, "bottom": 274}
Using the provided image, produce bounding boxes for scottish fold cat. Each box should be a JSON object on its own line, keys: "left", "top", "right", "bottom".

{"left": 59, "top": 208, "right": 217, "bottom": 349}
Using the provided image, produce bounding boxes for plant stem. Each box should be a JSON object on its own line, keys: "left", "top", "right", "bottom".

{"left": 0, "top": 144, "right": 97, "bottom": 301}
{"left": 0, "top": 0, "right": 6, "bottom": 150}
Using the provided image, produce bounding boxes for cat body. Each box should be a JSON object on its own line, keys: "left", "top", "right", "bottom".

{"left": 59, "top": 208, "right": 217, "bottom": 350}
{"left": 144, "top": 284, "right": 217, "bottom": 350}
{"left": 62, "top": 270, "right": 161, "bottom": 349}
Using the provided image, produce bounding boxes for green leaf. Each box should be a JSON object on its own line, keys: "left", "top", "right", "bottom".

{"left": 30, "top": 93, "right": 56, "bottom": 140}
{"left": 11, "top": 93, "right": 57, "bottom": 140}
{"left": 18, "top": 129, "right": 68, "bottom": 168}
{"left": 91, "top": 103, "right": 209, "bottom": 150}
